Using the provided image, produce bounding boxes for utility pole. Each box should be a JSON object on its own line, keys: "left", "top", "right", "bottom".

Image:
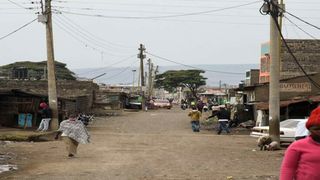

{"left": 150, "top": 65, "right": 158, "bottom": 99}
{"left": 132, "top": 69, "right": 136, "bottom": 93}
{"left": 44, "top": 0, "right": 59, "bottom": 130}
{"left": 138, "top": 44, "right": 146, "bottom": 111}
{"left": 147, "top": 59, "right": 152, "bottom": 100}
{"left": 269, "top": 0, "right": 281, "bottom": 145}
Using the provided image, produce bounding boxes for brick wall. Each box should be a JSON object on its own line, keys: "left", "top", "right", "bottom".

{"left": 281, "top": 39, "right": 320, "bottom": 79}
{"left": 0, "top": 80, "right": 98, "bottom": 98}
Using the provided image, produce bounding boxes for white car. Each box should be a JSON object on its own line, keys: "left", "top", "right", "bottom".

{"left": 250, "top": 119, "right": 308, "bottom": 143}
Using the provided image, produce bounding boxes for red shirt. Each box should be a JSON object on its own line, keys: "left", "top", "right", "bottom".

{"left": 280, "top": 136, "right": 320, "bottom": 180}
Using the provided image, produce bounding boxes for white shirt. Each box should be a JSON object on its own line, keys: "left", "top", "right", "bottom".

{"left": 295, "top": 120, "right": 309, "bottom": 137}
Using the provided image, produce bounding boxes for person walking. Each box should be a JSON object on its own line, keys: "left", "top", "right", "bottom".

{"left": 188, "top": 106, "right": 201, "bottom": 132}
{"left": 216, "top": 106, "right": 230, "bottom": 135}
{"left": 280, "top": 107, "right": 320, "bottom": 180}
{"left": 196, "top": 100, "right": 204, "bottom": 113}
{"left": 55, "top": 114, "right": 90, "bottom": 158}
{"left": 37, "top": 102, "right": 52, "bottom": 131}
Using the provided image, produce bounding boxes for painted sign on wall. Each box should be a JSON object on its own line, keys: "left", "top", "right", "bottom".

{"left": 280, "top": 82, "right": 312, "bottom": 92}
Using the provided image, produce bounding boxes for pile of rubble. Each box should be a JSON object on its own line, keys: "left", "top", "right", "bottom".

{"left": 0, "top": 141, "right": 18, "bottom": 174}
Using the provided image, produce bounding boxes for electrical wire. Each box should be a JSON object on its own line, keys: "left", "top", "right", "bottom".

{"left": 146, "top": 52, "right": 244, "bottom": 75}
{"left": 58, "top": 14, "right": 135, "bottom": 49}
{"left": 102, "top": 59, "right": 139, "bottom": 81}
{"left": 284, "top": 15, "right": 317, "bottom": 39}
{"left": 53, "top": 18, "right": 133, "bottom": 57}
{"left": 52, "top": 0, "right": 260, "bottom": 9}
{"left": 54, "top": 15, "right": 132, "bottom": 55}
{"left": 53, "top": 1, "right": 260, "bottom": 20}
{"left": 0, "top": 18, "right": 37, "bottom": 41}
{"left": 267, "top": 2, "right": 320, "bottom": 90}
{"left": 77, "top": 54, "right": 136, "bottom": 75}
{"left": 7, "top": 0, "right": 39, "bottom": 11}
{"left": 272, "top": 1, "right": 320, "bottom": 31}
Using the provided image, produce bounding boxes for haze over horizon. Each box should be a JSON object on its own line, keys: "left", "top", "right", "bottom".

{"left": 73, "top": 63, "right": 259, "bottom": 87}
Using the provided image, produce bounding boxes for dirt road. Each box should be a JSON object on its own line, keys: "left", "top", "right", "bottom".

{"left": 0, "top": 107, "right": 284, "bottom": 180}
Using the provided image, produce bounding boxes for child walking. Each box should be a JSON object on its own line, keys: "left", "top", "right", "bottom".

{"left": 188, "top": 106, "right": 201, "bottom": 132}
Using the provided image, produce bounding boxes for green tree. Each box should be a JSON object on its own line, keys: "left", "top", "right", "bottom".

{"left": 155, "top": 69, "right": 207, "bottom": 99}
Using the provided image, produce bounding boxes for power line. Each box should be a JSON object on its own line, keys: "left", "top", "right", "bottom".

{"left": 0, "top": 18, "right": 37, "bottom": 41}
{"left": 267, "top": 4, "right": 320, "bottom": 90}
{"left": 54, "top": 15, "right": 132, "bottom": 55}
{"left": 146, "top": 52, "right": 244, "bottom": 75}
{"left": 53, "top": 1, "right": 260, "bottom": 20}
{"left": 58, "top": 13, "right": 135, "bottom": 49}
{"left": 77, "top": 54, "right": 136, "bottom": 75}
{"left": 53, "top": 18, "right": 132, "bottom": 57}
{"left": 284, "top": 15, "right": 317, "bottom": 39}
{"left": 102, "top": 60, "right": 139, "bottom": 81}
{"left": 7, "top": 0, "right": 39, "bottom": 11}
{"left": 52, "top": 0, "right": 260, "bottom": 9}
{"left": 273, "top": 2, "right": 320, "bottom": 31}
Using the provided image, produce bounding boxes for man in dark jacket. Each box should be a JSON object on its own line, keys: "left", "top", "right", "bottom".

{"left": 216, "top": 106, "right": 230, "bottom": 135}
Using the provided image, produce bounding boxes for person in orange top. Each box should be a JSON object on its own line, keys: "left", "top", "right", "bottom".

{"left": 188, "top": 106, "right": 201, "bottom": 132}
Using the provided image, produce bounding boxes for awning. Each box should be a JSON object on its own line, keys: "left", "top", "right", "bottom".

{"left": 255, "top": 95, "right": 320, "bottom": 110}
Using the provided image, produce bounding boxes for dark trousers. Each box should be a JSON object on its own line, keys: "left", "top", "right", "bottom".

{"left": 218, "top": 121, "right": 230, "bottom": 134}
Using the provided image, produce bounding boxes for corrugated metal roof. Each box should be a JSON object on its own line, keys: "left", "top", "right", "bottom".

{"left": 255, "top": 95, "right": 320, "bottom": 110}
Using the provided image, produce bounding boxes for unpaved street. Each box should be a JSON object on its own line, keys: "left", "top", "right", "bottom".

{"left": 0, "top": 108, "right": 284, "bottom": 180}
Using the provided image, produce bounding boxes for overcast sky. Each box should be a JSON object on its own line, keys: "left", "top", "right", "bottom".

{"left": 0, "top": 0, "right": 319, "bottom": 71}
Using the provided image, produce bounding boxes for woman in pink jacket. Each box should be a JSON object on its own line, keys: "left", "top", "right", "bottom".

{"left": 280, "top": 107, "right": 320, "bottom": 180}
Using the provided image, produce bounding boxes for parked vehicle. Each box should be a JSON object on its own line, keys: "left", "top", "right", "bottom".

{"left": 127, "top": 95, "right": 142, "bottom": 109}
{"left": 153, "top": 99, "right": 172, "bottom": 109}
{"left": 250, "top": 118, "right": 308, "bottom": 143}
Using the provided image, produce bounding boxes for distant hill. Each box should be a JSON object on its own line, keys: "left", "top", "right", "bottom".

{"left": 73, "top": 64, "right": 259, "bottom": 86}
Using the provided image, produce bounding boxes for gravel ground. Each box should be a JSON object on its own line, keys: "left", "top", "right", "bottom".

{"left": 0, "top": 107, "right": 284, "bottom": 180}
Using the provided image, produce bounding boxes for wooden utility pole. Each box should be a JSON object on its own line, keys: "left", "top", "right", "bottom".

{"left": 138, "top": 44, "right": 146, "bottom": 110}
{"left": 147, "top": 58, "right": 152, "bottom": 100}
{"left": 132, "top": 69, "right": 136, "bottom": 93}
{"left": 269, "top": 0, "right": 281, "bottom": 145}
{"left": 151, "top": 65, "right": 158, "bottom": 99}
{"left": 45, "top": 0, "right": 59, "bottom": 130}
{"left": 139, "top": 44, "right": 146, "bottom": 87}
